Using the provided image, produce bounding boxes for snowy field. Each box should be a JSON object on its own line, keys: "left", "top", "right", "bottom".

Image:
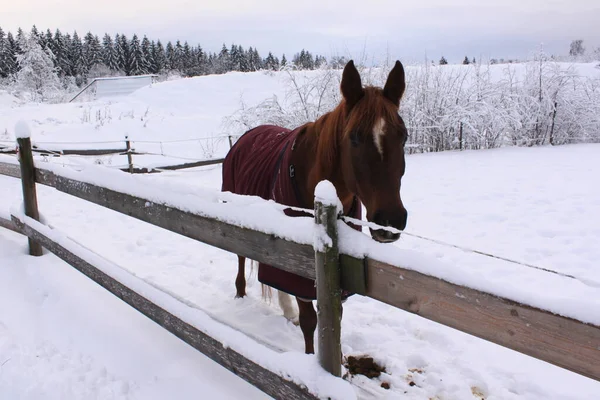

{"left": 1, "top": 67, "right": 600, "bottom": 399}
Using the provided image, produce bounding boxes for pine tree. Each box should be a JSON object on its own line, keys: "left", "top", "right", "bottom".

{"left": 314, "top": 55, "right": 326, "bottom": 68}
{"left": 15, "top": 28, "right": 26, "bottom": 53}
{"left": 0, "top": 27, "right": 12, "bottom": 78}
{"left": 44, "top": 29, "right": 54, "bottom": 52}
{"left": 246, "top": 47, "right": 262, "bottom": 71}
{"left": 182, "top": 41, "right": 193, "bottom": 75}
{"left": 229, "top": 43, "right": 241, "bottom": 71}
{"left": 83, "top": 32, "right": 103, "bottom": 70}
{"left": 217, "top": 43, "right": 229, "bottom": 74}
{"left": 281, "top": 54, "right": 287, "bottom": 67}
{"left": 264, "top": 52, "right": 278, "bottom": 71}
{"left": 128, "top": 34, "right": 147, "bottom": 75}
{"left": 439, "top": 56, "right": 448, "bottom": 65}
{"left": 30, "top": 25, "right": 41, "bottom": 44}
{"left": 53, "top": 30, "right": 71, "bottom": 76}
{"left": 165, "top": 41, "right": 175, "bottom": 71}
{"left": 153, "top": 40, "right": 167, "bottom": 73}
{"left": 293, "top": 49, "right": 314, "bottom": 69}
{"left": 238, "top": 45, "right": 249, "bottom": 72}
{"left": 252, "top": 48, "right": 262, "bottom": 70}
{"left": 195, "top": 45, "right": 207, "bottom": 75}
{"left": 173, "top": 40, "right": 184, "bottom": 72}
{"left": 16, "top": 34, "right": 61, "bottom": 101}
{"left": 70, "top": 31, "right": 87, "bottom": 80}
{"left": 102, "top": 33, "right": 119, "bottom": 71}
{"left": 116, "top": 34, "right": 131, "bottom": 74}
{"left": 569, "top": 40, "right": 585, "bottom": 57}
{"left": 462, "top": 56, "right": 470, "bottom": 65}
{"left": 141, "top": 36, "right": 152, "bottom": 73}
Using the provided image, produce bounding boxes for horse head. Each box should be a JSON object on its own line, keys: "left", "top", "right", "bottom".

{"left": 339, "top": 60, "right": 409, "bottom": 243}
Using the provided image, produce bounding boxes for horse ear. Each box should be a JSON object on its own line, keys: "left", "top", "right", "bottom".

{"left": 341, "top": 60, "right": 364, "bottom": 110}
{"left": 383, "top": 60, "right": 406, "bottom": 107}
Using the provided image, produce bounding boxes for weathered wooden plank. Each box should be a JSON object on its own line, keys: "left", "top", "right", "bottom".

{"left": 0, "top": 147, "right": 16, "bottom": 154}
{"left": 35, "top": 168, "right": 57, "bottom": 187}
{"left": 0, "top": 160, "right": 21, "bottom": 179}
{"left": 38, "top": 148, "right": 128, "bottom": 156}
{"left": 10, "top": 215, "right": 319, "bottom": 400}
{"left": 366, "top": 259, "right": 600, "bottom": 381}
{"left": 118, "top": 166, "right": 162, "bottom": 174}
{"left": 17, "top": 137, "right": 43, "bottom": 256}
{"left": 0, "top": 215, "right": 18, "bottom": 234}
{"left": 117, "top": 158, "right": 225, "bottom": 174}
{"left": 339, "top": 254, "right": 367, "bottom": 295}
{"left": 1, "top": 160, "right": 57, "bottom": 187}
{"left": 315, "top": 197, "right": 342, "bottom": 377}
{"left": 52, "top": 175, "right": 317, "bottom": 280}
{"left": 151, "top": 157, "right": 225, "bottom": 171}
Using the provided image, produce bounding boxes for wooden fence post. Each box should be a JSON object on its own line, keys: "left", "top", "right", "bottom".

{"left": 125, "top": 136, "right": 134, "bottom": 173}
{"left": 228, "top": 135, "right": 234, "bottom": 149}
{"left": 459, "top": 122, "right": 464, "bottom": 150}
{"left": 17, "top": 136, "right": 43, "bottom": 256}
{"left": 314, "top": 184, "right": 342, "bottom": 377}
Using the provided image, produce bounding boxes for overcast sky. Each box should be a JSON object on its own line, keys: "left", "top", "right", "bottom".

{"left": 4, "top": 0, "right": 599, "bottom": 62}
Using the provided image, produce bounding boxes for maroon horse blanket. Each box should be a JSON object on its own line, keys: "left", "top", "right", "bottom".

{"left": 222, "top": 124, "right": 361, "bottom": 299}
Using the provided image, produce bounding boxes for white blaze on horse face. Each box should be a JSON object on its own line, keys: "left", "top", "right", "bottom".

{"left": 373, "top": 118, "right": 386, "bottom": 157}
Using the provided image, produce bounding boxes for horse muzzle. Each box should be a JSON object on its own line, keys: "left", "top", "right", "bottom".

{"left": 369, "top": 208, "right": 408, "bottom": 243}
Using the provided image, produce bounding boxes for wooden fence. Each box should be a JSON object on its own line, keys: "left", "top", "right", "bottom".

{"left": 0, "top": 137, "right": 226, "bottom": 174}
{"left": 1, "top": 139, "right": 600, "bottom": 398}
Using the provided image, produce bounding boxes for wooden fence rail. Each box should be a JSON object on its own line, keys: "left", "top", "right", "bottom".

{"left": 1, "top": 138, "right": 226, "bottom": 174}
{"left": 1, "top": 148, "right": 600, "bottom": 386}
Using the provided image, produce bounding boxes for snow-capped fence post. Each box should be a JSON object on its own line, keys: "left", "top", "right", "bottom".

{"left": 125, "top": 136, "right": 134, "bottom": 174}
{"left": 314, "top": 181, "right": 342, "bottom": 377}
{"left": 16, "top": 123, "right": 43, "bottom": 256}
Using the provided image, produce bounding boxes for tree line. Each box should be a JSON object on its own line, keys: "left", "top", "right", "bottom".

{"left": 0, "top": 25, "right": 328, "bottom": 86}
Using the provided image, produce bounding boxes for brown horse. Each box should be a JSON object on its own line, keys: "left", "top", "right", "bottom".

{"left": 222, "top": 59, "right": 408, "bottom": 354}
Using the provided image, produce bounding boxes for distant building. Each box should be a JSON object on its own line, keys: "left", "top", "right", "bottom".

{"left": 70, "top": 75, "right": 158, "bottom": 102}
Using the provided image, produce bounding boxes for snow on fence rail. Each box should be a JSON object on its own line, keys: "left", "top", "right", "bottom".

{"left": 1, "top": 139, "right": 600, "bottom": 396}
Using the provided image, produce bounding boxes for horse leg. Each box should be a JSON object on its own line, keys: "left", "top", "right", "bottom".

{"left": 235, "top": 255, "right": 246, "bottom": 298}
{"left": 277, "top": 291, "right": 299, "bottom": 325}
{"left": 296, "top": 297, "right": 317, "bottom": 354}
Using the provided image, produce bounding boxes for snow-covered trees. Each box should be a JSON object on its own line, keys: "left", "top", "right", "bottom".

{"left": 128, "top": 34, "right": 147, "bottom": 76}
{"left": 569, "top": 40, "right": 585, "bottom": 57}
{"left": 264, "top": 52, "right": 279, "bottom": 71}
{"left": 1, "top": 24, "right": 325, "bottom": 88}
{"left": 15, "top": 34, "right": 61, "bottom": 102}
{"left": 0, "top": 27, "right": 16, "bottom": 78}
{"left": 101, "top": 34, "right": 119, "bottom": 72}
{"left": 226, "top": 60, "right": 600, "bottom": 152}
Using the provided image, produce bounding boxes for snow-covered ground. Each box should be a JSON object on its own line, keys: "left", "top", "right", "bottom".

{"left": 1, "top": 68, "right": 600, "bottom": 399}
{"left": 0, "top": 227, "right": 271, "bottom": 400}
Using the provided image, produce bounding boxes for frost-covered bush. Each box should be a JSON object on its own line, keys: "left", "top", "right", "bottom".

{"left": 14, "top": 34, "right": 62, "bottom": 103}
{"left": 225, "top": 58, "right": 600, "bottom": 152}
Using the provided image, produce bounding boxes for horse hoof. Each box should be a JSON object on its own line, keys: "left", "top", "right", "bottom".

{"left": 235, "top": 293, "right": 246, "bottom": 299}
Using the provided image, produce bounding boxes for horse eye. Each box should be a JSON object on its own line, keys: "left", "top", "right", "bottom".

{"left": 350, "top": 132, "right": 360, "bottom": 147}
